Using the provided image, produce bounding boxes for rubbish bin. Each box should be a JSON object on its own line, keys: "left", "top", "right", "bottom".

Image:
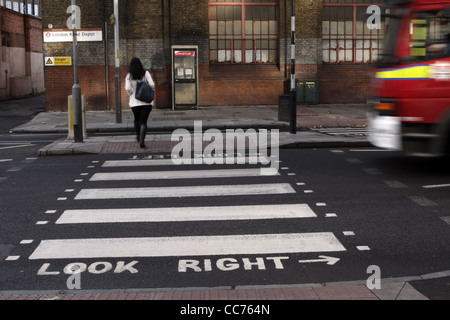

{"left": 296, "top": 80, "right": 319, "bottom": 105}
{"left": 278, "top": 94, "right": 290, "bottom": 122}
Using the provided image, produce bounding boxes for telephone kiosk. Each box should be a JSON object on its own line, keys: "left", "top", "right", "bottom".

{"left": 171, "top": 45, "right": 199, "bottom": 110}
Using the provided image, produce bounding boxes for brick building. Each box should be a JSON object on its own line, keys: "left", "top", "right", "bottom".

{"left": 0, "top": 0, "right": 44, "bottom": 100}
{"left": 41, "top": 0, "right": 384, "bottom": 111}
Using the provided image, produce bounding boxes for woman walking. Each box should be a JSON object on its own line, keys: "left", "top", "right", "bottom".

{"left": 125, "top": 57, "right": 155, "bottom": 148}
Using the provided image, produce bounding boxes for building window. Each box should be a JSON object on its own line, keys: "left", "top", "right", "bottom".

{"left": 209, "top": 0, "right": 278, "bottom": 64}
{"left": 1, "top": 0, "right": 40, "bottom": 17}
{"left": 322, "top": 0, "right": 384, "bottom": 63}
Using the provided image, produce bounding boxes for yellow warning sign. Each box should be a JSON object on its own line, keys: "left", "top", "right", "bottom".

{"left": 45, "top": 57, "right": 72, "bottom": 66}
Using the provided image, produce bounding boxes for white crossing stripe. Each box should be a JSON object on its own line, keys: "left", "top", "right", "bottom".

{"left": 0, "top": 144, "right": 35, "bottom": 150}
{"left": 102, "top": 156, "right": 268, "bottom": 168}
{"left": 28, "top": 232, "right": 346, "bottom": 260}
{"left": 311, "top": 128, "right": 368, "bottom": 137}
{"left": 90, "top": 168, "right": 278, "bottom": 181}
{"left": 422, "top": 183, "right": 450, "bottom": 189}
{"left": 74, "top": 183, "right": 295, "bottom": 200}
{"left": 56, "top": 204, "right": 317, "bottom": 224}
{"left": 102, "top": 159, "right": 176, "bottom": 167}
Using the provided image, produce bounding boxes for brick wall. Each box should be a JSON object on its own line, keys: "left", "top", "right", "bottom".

{"left": 25, "top": 16, "right": 43, "bottom": 53}
{"left": 201, "top": 65, "right": 286, "bottom": 106}
{"left": 318, "top": 64, "right": 373, "bottom": 104}
{"left": 0, "top": 7, "right": 44, "bottom": 99}
{"left": 42, "top": 0, "right": 373, "bottom": 111}
{"left": 1, "top": 7, "right": 25, "bottom": 34}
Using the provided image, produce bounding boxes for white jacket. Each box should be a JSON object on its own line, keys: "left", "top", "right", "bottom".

{"left": 125, "top": 71, "right": 155, "bottom": 107}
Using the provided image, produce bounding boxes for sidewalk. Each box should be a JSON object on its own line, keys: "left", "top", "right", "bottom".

{"left": 11, "top": 103, "right": 372, "bottom": 155}
{"left": 0, "top": 276, "right": 437, "bottom": 300}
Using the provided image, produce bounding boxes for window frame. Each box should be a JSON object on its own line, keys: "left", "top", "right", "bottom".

{"left": 322, "top": 0, "right": 385, "bottom": 64}
{"left": 208, "top": 0, "right": 279, "bottom": 65}
{"left": 1, "top": 0, "right": 41, "bottom": 17}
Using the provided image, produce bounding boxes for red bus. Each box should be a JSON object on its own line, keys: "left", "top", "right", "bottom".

{"left": 369, "top": 0, "right": 450, "bottom": 156}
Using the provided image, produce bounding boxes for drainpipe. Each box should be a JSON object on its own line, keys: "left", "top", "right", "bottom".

{"left": 104, "top": 1, "right": 110, "bottom": 110}
{"left": 0, "top": 70, "right": 8, "bottom": 90}
{"left": 113, "top": 0, "right": 122, "bottom": 123}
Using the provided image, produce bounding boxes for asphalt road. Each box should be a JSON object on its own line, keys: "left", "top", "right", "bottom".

{"left": 0, "top": 97, "right": 449, "bottom": 297}
{"left": 0, "top": 96, "right": 46, "bottom": 134}
{"left": 0, "top": 95, "right": 63, "bottom": 158}
{"left": 0, "top": 148, "right": 449, "bottom": 298}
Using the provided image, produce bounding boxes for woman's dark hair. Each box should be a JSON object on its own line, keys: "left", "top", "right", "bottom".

{"left": 129, "top": 57, "right": 146, "bottom": 80}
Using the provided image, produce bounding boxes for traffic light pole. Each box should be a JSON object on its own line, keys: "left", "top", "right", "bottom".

{"left": 114, "top": 0, "right": 122, "bottom": 123}
{"left": 290, "top": 0, "right": 297, "bottom": 134}
{"left": 72, "top": 0, "right": 83, "bottom": 143}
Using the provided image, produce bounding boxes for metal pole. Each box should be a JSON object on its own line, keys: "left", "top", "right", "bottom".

{"left": 114, "top": 0, "right": 122, "bottom": 123}
{"left": 72, "top": 0, "right": 83, "bottom": 143}
{"left": 290, "top": 0, "right": 297, "bottom": 134}
{"left": 105, "top": 21, "right": 110, "bottom": 110}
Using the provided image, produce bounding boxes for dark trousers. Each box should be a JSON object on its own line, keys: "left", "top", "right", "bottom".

{"left": 132, "top": 105, "right": 152, "bottom": 146}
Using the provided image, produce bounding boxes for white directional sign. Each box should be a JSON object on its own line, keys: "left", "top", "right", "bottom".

{"left": 43, "top": 29, "right": 103, "bottom": 42}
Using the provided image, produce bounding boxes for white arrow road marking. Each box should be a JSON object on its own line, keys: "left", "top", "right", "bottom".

{"left": 298, "top": 255, "right": 340, "bottom": 265}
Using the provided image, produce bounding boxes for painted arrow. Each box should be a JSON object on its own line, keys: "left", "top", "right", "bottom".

{"left": 298, "top": 255, "right": 340, "bottom": 265}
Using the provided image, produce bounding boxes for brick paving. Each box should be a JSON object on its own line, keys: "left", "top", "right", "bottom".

{"left": 296, "top": 106, "right": 368, "bottom": 129}
{"left": 0, "top": 285, "right": 379, "bottom": 300}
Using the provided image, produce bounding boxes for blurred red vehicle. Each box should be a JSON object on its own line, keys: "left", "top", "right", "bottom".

{"left": 369, "top": 0, "right": 450, "bottom": 156}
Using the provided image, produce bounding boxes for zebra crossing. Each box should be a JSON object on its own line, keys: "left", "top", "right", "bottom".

{"left": 28, "top": 154, "right": 347, "bottom": 268}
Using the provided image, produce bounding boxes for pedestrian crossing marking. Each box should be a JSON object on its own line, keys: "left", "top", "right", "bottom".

{"left": 102, "top": 159, "right": 176, "bottom": 167}
{"left": 101, "top": 156, "right": 268, "bottom": 168}
{"left": 55, "top": 204, "right": 317, "bottom": 224}
{"left": 311, "top": 127, "right": 368, "bottom": 137}
{"left": 25, "top": 156, "right": 351, "bottom": 268}
{"left": 89, "top": 168, "right": 278, "bottom": 181}
{"left": 74, "top": 183, "right": 296, "bottom": 200}
{"left": 29, "top": 232, "right": 346, "bottom": 260}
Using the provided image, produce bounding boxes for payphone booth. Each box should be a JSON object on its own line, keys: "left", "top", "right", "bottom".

{"left": 171, "top": 45, "right": 199, "bottom": 110}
